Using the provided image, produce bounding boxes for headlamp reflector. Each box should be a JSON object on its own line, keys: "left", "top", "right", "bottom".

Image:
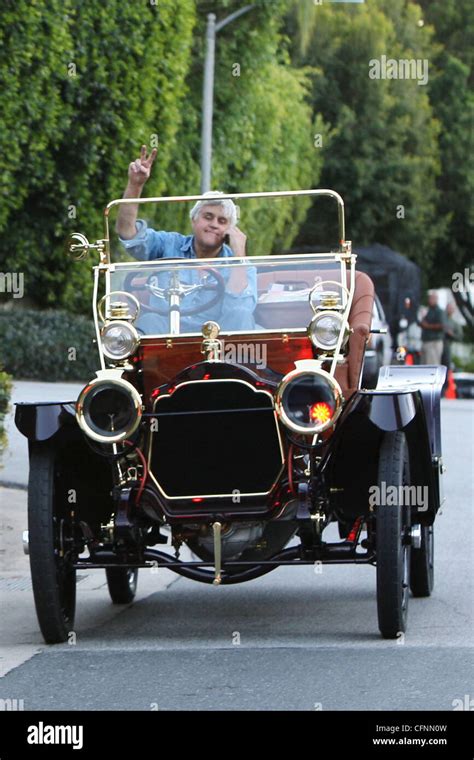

{"left": 76, "top": 377, "right": 142, "bottom": 443}
{"left": 276, "top": 368, "right": 342, "bottom": 434}
{"left": 308, "top": 311, "right": 347, "bottom": 352}
{"left": 101, "top": 320, "right": 139, "bottom": 361}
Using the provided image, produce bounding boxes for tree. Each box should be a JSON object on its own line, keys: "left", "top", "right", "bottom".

{"left": 286, "top": 1, "right": 444, "bottom": 271}
{"left": 156, "top": 0, "right": 325, "bottom": 255}
{"left": 0, "top": 0, "right": 324, "bottom": 312}
{"left": 0, "top": 0, "right": 197, "bottom": 312}
{"left": 417, "top": 0, "right": 473, "bottom": 325}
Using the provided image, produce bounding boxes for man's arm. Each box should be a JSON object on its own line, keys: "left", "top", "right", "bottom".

{"left": 116, "top": 145, "right": 157, "bottom": 240}
{"left": 420, "top": 319, "right": 444, "bottom": 331}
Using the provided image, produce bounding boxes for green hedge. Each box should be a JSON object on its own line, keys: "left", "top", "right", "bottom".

{"left": 0, "top": 0, "right": 197, "bottom": 313}
{"left": 0, "top": 368, "right": 12, "bottom": 457}
{"left": 0, "top": 310, "right": 98, "bottom": 381}
{"left": 0, "top": 0, "right": 322, "bottom": 314}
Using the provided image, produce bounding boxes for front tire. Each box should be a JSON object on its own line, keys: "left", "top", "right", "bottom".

{"left": 28, "top": 445, "right": 76, "bottom": 644}
{"left": 105, "top": 568, "right": 138, "bottom": 604}
{"left": 376, "top": 432, "right": 411, "bottom": 639}
{"left": 410, "top": 524, "right": 434, "bottom": 597}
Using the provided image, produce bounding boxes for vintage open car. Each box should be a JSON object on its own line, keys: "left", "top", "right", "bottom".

{"left": 16, "top": 190, "right": 446, "bottom": 644}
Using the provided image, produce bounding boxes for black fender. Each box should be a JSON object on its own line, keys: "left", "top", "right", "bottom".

{"left": 375, "top": 364, "right": 446, "bottom": 458}
{"left": 15, "top": 401, "right": 114, "bottom": 526}
{"left": 15, "top": 401, "right": 81, "bottom": 443}
{"left": 323, "top": 364, "right": 446, "bottom": 525}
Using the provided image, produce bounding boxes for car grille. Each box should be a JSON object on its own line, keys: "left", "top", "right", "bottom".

{"left": 148, "top": 379, "right": 284, "bottom": 499}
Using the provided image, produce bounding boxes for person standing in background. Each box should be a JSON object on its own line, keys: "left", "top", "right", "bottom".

{"left": 441, "top": 301, "right": 463, "bottom": 383}
{"left": 420, "top": 291, "right": 445, "bottom": 365}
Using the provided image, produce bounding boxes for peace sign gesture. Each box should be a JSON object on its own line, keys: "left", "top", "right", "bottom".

{"left": 128, "top": 144, "right": 157, "bottom": 188}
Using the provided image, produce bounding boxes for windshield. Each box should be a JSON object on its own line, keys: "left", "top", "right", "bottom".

{"left": 108, "top": 255, "right": 347, "bottom": 336}
{"left": 101, "top": 192, "right": 350, "bottom": 337}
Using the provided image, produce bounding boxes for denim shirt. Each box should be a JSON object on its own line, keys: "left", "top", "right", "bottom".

{"left": 119, "top": 219, "right": 257, "bottom": 306}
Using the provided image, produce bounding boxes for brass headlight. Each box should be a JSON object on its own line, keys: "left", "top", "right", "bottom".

{"left": 308, "top": 310, "right": 348, "bottom": 352}
{"left": 101, "top": 320, "right": 139, "bottom": 362}
{"left": 275, "top": 367, "right": 342, "bottom": 435}
{"left": 76, "top": 376, "right": 142, "bottom": 443}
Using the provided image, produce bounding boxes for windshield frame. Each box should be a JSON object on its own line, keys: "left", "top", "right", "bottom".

{"left": 102, "top": 189, "right": 347, "bottom": 265}
{"left": 90, "top": 190, "right": 354, "bottom": 374}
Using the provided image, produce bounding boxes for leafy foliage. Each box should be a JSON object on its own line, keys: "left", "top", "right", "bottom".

{"left": 417, "top": 0, "right": 474, "bottom": 283}
{"left": 0, "top": 310, "right": 97, "bottom": 381}
{"left": 288, "top": 1, "right": 445, "bottom": 270}
{"left": 0, "top": 0, "right": 470, "bottom": 324}
{"left": 0, "top": 0, "right": 322, "bottom": 313}
{"left": 151, "top": 0, "right": 324, "bottom": 253}
{"left": 0, "top": 0, "right": 197, "bottom": 312}
{"left": 0, "top": 368, "right": 12, "bottom": 458}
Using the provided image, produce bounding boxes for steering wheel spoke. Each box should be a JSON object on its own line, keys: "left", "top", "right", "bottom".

{"left": 145, "top": 282, "right": 167, "bottom": 300}
{"left": 138, "top": 266, "right": 226, "bottom": 318}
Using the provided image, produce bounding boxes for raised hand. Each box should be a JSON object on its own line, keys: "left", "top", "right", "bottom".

{"left": 228, "top": 225, "right": 247, "bottom": 257}
{"left": 127, "top": 145, "right": 157, "bottom": 189}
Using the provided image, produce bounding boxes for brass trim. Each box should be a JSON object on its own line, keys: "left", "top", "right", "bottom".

{"left": 212, "top": 522, "right": 222, "bottom": 586}
{"left": 107, "top": 252, "right": 347, "bottom": 269}
{"left": 100, "top": 320, "right": 140, "bottom": 362}
{"left": 275, "top": 365, "right": 343, "bottom": 435}
{"left": 147, "top": 378, "right": 285, "bottom": 500}
{"left": 309, "top": 279, "right": 350, "bottom": 315}
{"left": 307, "top": 311, "right": 350, "bottom": 352}
{"left": 98, "top": 291, "right": 140, "bottom": 324}
{"left": 76, "top": 374, "right": 143, "bottom": 444}
{"left": 201, "top": 321, "right": 222, "bottom": 361}
{"left": 104, "top": 189, "right": 346, "bottom": 264}
{"left": 92, "top": 268, "right": 106, "bottom": 371}
{"left": 66, "top": 233, "right": 107, "bottom": 264}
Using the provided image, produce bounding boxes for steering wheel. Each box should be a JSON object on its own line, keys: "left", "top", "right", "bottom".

{"left": 139, "top": 267, "right": 226, "bottom": 317}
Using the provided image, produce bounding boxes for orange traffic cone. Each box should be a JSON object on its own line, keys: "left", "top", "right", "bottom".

{"left": 445, "top": 369, "right": 457, "bottom": 399}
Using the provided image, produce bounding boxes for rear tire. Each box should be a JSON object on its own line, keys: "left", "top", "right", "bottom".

{"left": 28, "top": 445, "right": 76, "bottom": 644}
{"left": 105, "top": 568, "right": 138, "bottom": 604}
{"left": 410, "top": 524, "right": 434, "bottom": 597}
{"left": 376, "top": 432, "right": 411, "bottom": 639}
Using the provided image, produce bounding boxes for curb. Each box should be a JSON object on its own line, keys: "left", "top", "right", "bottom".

{"left": 0, "top": 480, "right": 27, "bottom": 491}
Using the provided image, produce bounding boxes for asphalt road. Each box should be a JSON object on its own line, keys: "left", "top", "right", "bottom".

{"left": 0, "top": 392, "right": 472, "bottom": 711}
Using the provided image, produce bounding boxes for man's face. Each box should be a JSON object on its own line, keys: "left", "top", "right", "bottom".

{"left": 192, "top": 204, "right": 231, "bottom": 250}
{"left": 428, "top": 293, "right": 438, "bottom": 307}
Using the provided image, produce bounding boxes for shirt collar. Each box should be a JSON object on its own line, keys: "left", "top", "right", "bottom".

{"left": 180, "top": 235, "right": 195, "bottom": 256}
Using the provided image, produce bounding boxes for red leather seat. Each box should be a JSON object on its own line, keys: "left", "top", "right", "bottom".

{"left": 335, "top": 270, "right": 374, "bottom": 397}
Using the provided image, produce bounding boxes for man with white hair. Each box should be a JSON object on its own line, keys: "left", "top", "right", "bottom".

{"left": 116, "top": 145, "right": 256, "bottom": 332}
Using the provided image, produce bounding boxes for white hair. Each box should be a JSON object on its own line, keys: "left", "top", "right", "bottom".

{"left": 189, "top": 191, "right": 237, "bottom": 227}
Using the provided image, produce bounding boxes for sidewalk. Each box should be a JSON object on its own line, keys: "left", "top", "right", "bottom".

{"left": 0, "top": 381, "right": 83, "bottom": 488}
